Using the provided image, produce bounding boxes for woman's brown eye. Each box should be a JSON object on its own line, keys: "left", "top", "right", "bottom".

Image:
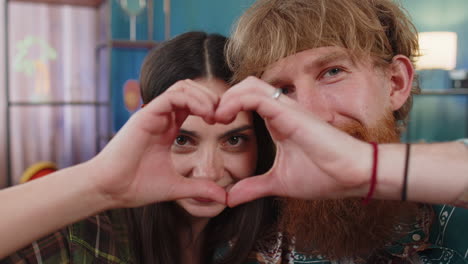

{"left": 175, "top": 135, "right": 189, "bottom": 145}
{"left": 227, "top": 136, "right": 241, "bottom": 146}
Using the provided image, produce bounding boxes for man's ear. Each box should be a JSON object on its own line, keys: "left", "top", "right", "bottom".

{"left": 388, "top": 55, "right": 414, "bottom": 111}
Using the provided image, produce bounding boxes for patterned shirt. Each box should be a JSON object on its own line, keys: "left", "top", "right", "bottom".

{"left": 243, "top": 204, "right": 468, "bottom": 264}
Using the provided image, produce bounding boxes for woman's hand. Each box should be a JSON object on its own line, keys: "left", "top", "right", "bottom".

{"left": 91, "top": 80, "right": 227, "bottom": 208}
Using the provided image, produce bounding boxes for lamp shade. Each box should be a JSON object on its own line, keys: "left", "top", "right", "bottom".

{"left": 416, "top": 32, "right": 457, "bottom": 70}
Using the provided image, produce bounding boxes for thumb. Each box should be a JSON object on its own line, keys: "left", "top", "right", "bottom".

{"left": 170, "top": 177, "right": 227, "bottom": 204}
{"left": 227, "top": 173, "right": 276, "bottom": 207}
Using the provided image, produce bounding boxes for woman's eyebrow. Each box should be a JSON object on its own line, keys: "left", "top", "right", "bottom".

{"left": 218, "top": 125, "right": 254, "bottom": 139}
{"left": 179, "top": 129, "right": 198, "bottom": 138}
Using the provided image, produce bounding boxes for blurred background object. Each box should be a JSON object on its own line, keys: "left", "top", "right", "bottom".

{"left": 117, "top": 0, "right": 147, "bottom": 41}
{"left": 20, "top": 161, "right": 57, "bottom": 183}
{"left": 401, "top": 0, "right": 468, "bottom": 143}
{"left": 416, "top": 31, "right": 457, "bottom": 71}
{"left": 5, "top": 1, "right": 103, "bottom": 186}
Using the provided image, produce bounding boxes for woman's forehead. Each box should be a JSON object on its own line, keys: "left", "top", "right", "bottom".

{"left": 193, "top": 77, "right": 230, "bottom": 95}
{"left": 181, "top": 112, "right": 254, "bottom": 136}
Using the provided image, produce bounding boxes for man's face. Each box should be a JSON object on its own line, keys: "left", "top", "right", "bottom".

{"left": 261, "top": 46, "right": 394, "bottom": 131}
{"left": 261, "top": 46, "right": 418, "bottom": 260}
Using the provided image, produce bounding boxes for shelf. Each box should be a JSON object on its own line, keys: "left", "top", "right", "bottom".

{"left": 96, "top": 40, "right": 159, "bottom": 50}
{"left": 419, "top": 89, "right": 468, "bottom": 95}
{"left": 8, "top": 0, "right": 104, "bottom": 7}
{"left": 9, "top": 102, "right": 110, "bottom": 106}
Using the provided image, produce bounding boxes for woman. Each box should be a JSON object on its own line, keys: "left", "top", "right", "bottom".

{"left": 0, "top": 32, "right": 275, "bottom": 264}
{"left": 128, "top": 32, "right": 275, "bottom": 264}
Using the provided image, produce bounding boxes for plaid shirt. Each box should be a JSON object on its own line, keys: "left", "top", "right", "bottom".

{"left": 1, "top": 210, "right": 134, "bottom": 264}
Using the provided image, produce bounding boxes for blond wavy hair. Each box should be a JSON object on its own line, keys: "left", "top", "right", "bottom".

{"left": 227, "top": 0, "right": 420, "bottom": 125}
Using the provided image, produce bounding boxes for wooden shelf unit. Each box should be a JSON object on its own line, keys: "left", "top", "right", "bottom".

{"left": 8, "top": 0, "right": 104, "bottom": 7}
{"left": 419, "top": 88, "right": 468, "bottom": 95}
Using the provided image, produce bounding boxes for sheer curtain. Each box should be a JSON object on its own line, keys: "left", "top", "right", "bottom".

{"left": 0, "top": 2, "right": 6, "bottom": 188}
{"left": 7, "top": 2, "right": 103, "bottom": 185}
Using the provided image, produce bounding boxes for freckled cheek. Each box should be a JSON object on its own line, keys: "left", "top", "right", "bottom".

{"left": 223, "top": 152, "right": 258, "bottom": 182}
{"left": 170, "top": 153, "right": 193, "bottom": 176}
{"left": 328, "top": 89, "right": 371, "bottom": 123}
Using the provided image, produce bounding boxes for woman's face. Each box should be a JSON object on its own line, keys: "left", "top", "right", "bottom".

{"left": 173, "top": 78, "right": 258, "bottom": 219}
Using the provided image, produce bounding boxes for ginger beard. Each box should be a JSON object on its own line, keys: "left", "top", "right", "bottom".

{"left": 279, "top": 111, "right": 419, "bottom": 260}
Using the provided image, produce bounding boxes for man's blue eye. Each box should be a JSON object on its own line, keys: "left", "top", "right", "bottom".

{"left": 327, "top": 68, "right": 342, "bottom": 76}
{"left": 280, "top": 87, "right": 294, "bottom": 95}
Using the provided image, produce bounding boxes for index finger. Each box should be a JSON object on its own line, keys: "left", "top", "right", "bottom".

{"left": 215, "top": 77, "right": 295, "bottom": 123}
{"left": 227, "top": 172, "right": 278, "bottom": 207}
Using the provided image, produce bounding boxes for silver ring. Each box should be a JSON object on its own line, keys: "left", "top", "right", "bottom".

{"left": 272, "top": 88, "right": 282, "bottom": 100}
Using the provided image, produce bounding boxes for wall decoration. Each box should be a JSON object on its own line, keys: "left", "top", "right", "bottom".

{"left": 12, "top": 36, "right": 57, "bottom": 101}
{"left": 117, "top": 0, "right": 147, "bottom": 40}
{"left": 123, "top": 79, "right": 141, "bottom": 112}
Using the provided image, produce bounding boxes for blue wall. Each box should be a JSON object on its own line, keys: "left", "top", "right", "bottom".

{"left": 110, "top": 48, "right": 148, "bottom": 131}
{"left": 111, "top": 0, "right": 255, "bottom": 41}
{"left": 110, "top": 0, "right": 255, "bottom": 131}
{"left": 400, "top": 0, "right": 468, "bottom": 142}
{"left": 170, "top": 0, "right": 255, "bottom": 37}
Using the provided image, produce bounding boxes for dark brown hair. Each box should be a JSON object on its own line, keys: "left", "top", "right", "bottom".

{"left": 128, "top": 31, "right": 275, "bottom": 264}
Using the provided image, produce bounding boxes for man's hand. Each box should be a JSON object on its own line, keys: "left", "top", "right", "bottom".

{"left": 216, "top": 77, "right": 371, "bottom": 207}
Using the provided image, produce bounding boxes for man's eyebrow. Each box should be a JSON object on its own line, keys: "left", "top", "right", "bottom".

{"left": 261, "top": 73, "right": 279, "bottom": 86}
{"left": 263, "top": 73, "right": 288, "bottom": 87}
{"left": 219, "top": 125, "right": 254, "bottom": 139}
{"left": 304, "top": 51, "right": 354, "bottom": 73}
{"left": 261, "top": 66, "right": 288, "bottom": 85}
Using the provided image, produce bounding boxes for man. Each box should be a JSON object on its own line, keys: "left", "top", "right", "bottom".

{"left": 214, "top": 0, "right": 468, "bottom": 263}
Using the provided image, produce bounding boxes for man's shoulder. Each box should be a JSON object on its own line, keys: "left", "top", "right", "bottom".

{"left": 384, "top": 204, "right": 468, "bottom": 263}
{"left": 247, "top": 204, "right": 468, "bottom": 264}
{"left": 424, "top": 204, "right": 468, "bottom": 264}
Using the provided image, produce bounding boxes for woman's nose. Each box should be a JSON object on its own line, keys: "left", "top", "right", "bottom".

{"left": 192, "top": 147, "right": 224, "bottom": 182}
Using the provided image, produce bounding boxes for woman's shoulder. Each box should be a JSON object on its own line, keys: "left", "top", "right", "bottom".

{"left": 1, "top": 209, "right": 133, "bottom": 264}
{"left": 67, "top": 209, "right": 134, "bottom": 263}
{"left": 1, "top": 228, "right": 71, "bottom": 264}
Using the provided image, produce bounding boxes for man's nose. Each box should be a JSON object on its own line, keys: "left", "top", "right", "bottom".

{"left": 296, "top": 82, "right": 334, "bottom": 122}
{"left": 192, "top": 148, "right": 224, "bottom": 182}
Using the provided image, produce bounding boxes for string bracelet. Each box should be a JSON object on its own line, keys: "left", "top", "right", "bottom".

{"left": 402, "top": 143, "right": 411, "bottom": 201}
{"left": 362, "top": 142, "right": 378, "bottom": 205}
